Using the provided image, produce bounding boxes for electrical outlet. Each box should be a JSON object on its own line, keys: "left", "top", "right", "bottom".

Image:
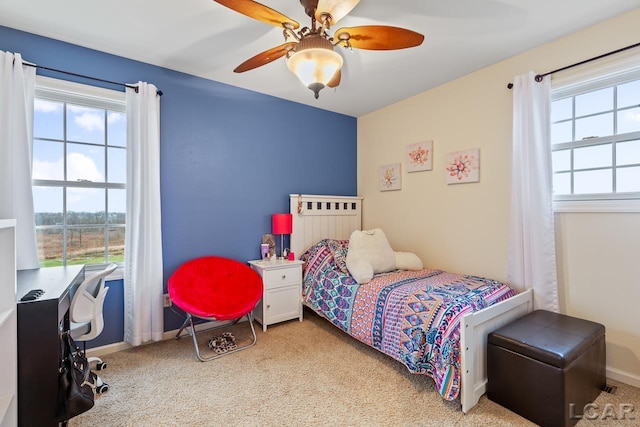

{"left": 163, "top": 293, "right": 172, "bottom": 308}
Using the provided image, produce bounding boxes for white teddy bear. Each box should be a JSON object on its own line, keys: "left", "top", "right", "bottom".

{"left": 345, "top": 228, "right": 423, "bottom": 284}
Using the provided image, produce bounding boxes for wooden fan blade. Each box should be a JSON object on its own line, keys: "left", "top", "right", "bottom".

{"left": 234, "top": 42, "right": 297, "bottom": 73}
{"left": 214, "top": 0, "right": 299, "bottom": 29}
{"left": 334, "top": 26, "right": 424, "bottom": 50}
{"left": 315, "top": 0, "right": 360, "bottom": 26}
{"left": 327, "top": 69, "right": 341, "bottom": 88}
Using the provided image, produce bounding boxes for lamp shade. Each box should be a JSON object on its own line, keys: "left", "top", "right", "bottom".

{"left": 272, "top": 213, "right": 293, "bottom": 235}
{"left": 287, "top": 48, "right": 343, "bottom": 87}
{"left": 287, "top": 35, "right": 343, "bottom": 99}
{"left": 315, "top": 0, "right": 360, "bottom": 25}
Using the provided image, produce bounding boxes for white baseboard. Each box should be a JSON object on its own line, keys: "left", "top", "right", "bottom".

{"left": 86, "top": 341, "right": 133, "bottom": 358}
{"left": 86, "top": 319, "right": 237, "bottom": 358}
{"left": 607, "top": 366, "right": 640, "bottom": 389}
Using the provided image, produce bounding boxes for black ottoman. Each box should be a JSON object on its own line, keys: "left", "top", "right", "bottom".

{"left": 487, "top": 310, "right": 606, "bottom": 427}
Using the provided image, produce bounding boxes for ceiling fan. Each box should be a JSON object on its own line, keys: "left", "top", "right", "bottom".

{"left": 213, "top": 0, "right": 425, "bottom": 99}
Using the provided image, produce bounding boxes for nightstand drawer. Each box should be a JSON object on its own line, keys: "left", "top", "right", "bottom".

{"left": 263, "top": 267, "right": 300, "bottom": 288}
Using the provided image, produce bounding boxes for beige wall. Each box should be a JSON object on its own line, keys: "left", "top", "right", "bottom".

{"left": 357, "top": 9, "right": 640, "bottom": 386}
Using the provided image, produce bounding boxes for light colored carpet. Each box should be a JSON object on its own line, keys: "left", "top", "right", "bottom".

{"left": 71, "top": 309, "right": 639, "bottom": 426}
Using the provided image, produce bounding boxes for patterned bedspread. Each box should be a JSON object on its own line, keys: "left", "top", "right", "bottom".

{"left": 300, "top": 239, "right": 517, "bottom": 401}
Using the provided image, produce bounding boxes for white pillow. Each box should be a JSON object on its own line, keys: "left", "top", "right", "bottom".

{"left": 394, "top": 252, "right": 423, "bottom": 270}
{"left": 346, "top": 229, "right": 396, "bottom": 284}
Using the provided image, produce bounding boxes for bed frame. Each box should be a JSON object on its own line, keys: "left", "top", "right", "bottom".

{"left": 289, "top": 194, "right": 533, "bottom": 413}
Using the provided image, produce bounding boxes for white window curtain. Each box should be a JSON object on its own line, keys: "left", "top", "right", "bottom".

{"left": 0, "top": 51, "right": 39, "bottom": 270}
{"left": 506, "top": 71, "right": 559, "bottom": 312}
{"left": 124, "top": 82, "right": 164, "bottom": 346}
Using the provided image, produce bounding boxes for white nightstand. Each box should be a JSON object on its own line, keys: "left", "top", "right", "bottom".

{"left": 248, "top": 259, "right": 304, "bottom": 332}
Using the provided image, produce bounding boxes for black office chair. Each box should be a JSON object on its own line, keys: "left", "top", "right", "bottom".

{"left": 69, "top": 263, "right": 117, "bottom": 393}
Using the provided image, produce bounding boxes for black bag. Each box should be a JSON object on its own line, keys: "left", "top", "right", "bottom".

{"left": 55, "top": 332, "right": 95, "bottom": 422}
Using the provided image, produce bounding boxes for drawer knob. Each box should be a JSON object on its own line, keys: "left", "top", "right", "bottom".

{"left": 267, "top": 305, "right": 271, "bottom": 309}
{"left": 281, "top": 274, "right": 286, "bottom": 280}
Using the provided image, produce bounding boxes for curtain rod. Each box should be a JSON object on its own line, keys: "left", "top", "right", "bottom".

{"left": 23, "top": 62, "right": 163, "bottom": 96}
{"left": 506, "top": 41, "right": 640, "bottom": 89}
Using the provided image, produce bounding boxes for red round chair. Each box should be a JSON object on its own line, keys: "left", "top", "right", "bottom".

{"left": 168, "top": 256, "right": 263, "bottom": 361}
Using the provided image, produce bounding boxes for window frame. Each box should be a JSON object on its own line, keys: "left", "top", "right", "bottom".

{"left": 33, "top": 76, "right": 127, "bottom": 273}
{"left": 550, "top": 52, "right": 640, "bottom": 213}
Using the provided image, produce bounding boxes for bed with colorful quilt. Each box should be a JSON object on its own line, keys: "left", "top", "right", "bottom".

{"left": 289, "top": 194, "right": 533, "bottom": 413}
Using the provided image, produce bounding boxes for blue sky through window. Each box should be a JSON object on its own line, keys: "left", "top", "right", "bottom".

{"left": 33, "top": 98, "right": 126, "bottom": 213}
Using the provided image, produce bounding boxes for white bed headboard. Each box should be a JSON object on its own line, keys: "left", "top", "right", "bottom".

{"left": 289, "top": 194, "right": 363, "bottom": 259}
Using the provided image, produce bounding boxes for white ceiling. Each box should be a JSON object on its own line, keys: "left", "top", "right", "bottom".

{"left": 1, "top": 0, "right": 638, "bottom": 117}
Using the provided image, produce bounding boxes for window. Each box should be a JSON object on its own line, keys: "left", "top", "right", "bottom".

{"left": 550, "top": 54, "right": 640, "bottom": 209}
{"left": 32, "top": 77, "right": 126, "bottom": 267}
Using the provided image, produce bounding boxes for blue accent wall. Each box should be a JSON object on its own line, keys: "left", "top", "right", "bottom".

{"left": 1, "top": 25, "right": 357, "bottom": 341}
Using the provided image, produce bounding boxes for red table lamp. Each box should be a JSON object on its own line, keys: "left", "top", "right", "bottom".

{"left": 272, "top": 213, "right": 293, "bottom": 259}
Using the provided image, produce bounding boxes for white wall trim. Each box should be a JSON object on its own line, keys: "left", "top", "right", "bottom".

{"left": 606, "top": 366, "right": 640, "bottom": 389}
{"left": 87, "top": 341, "right": 132, "bottom": 358}
{"left": 554, "top": 199, "right": 640, "bottom": 213}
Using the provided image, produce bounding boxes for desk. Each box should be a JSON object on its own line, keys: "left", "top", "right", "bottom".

{"left": 16, "top": 265, "right": 85, "bottom": 427}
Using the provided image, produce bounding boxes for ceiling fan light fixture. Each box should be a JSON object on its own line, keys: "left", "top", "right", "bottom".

{"left": 215, "top": 0, "right": 424, "bottom": 99}
{"left": 286, "top": 37, "right": 343, "bottom": 99}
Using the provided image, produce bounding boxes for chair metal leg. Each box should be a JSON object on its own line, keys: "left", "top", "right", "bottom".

{"left": 175, "top": 314, "right": 192, "bottom": 339}
{"left": 178, "top": 312, "right": 258, "bottom": 362}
